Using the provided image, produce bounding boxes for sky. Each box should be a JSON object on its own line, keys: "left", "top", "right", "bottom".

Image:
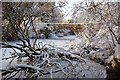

{"left": 62, "top": 0, "right": 83, "bottom": 20}
{"left": 56, "top": 0, "right": 83, "bottom": 20}
{"left": 56, "top": 0, "right": 119, "bottom": 20}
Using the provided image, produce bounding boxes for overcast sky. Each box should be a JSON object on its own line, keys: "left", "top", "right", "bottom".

{"left": 61, "top": 0, "right": 83, "bottom": 20}
{"left": 56, "top": 0, "right": 119, "bottom": 20}
{"left": 55, "top": 0, "right": 83, "bottom": 20}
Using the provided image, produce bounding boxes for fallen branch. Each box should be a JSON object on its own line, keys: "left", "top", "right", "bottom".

{"left": 1, "top": 42, "right": 33, "bottom": 58}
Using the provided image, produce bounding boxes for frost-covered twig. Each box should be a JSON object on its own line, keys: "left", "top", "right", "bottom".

{"left": 49, "top": 62, "right": 67, "bottom": 75}
{"left": 2, "top": 43, "right": 33, "bottom": 58}
{"left": 2, "top": 55, "right": 17, "bottom": 60}
{"left": 16, "top": 64, "right": 43, "bottom": 71}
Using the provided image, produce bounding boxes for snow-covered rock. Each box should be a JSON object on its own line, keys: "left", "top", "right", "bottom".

{"left": 40, "top": 59, "right": 106, "bottom": 78}
{"left": 1, "top": 37, "right": 107, "bottom": 78}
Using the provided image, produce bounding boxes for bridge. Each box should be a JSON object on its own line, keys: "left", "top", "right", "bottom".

{"left": 49, "top": 23, "right": 86, "bottom": 35}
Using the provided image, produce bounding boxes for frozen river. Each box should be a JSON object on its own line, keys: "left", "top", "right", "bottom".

{"left": 0, "top": 35, "right": 107, "bottom": 78}
{"left": 0, "top": 36, "right": 76, "bottom": 69}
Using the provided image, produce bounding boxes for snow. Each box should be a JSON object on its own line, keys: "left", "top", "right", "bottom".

{"left": 115, "top": 44, "right": 120, "bottom": 59}
{"left": 1, "top": 35, "right": 107, "bottom": 78}
{"left": 1, "top": 36, "right": 75, "bottom": 68}
{"left": 0, "top": 48, "right": 2, "bottom": 70}
{"left": 16, "top": 64, "right": 43, "bottom": 71}
{"left": 40, "top": 59, "right": 106, "bottom": 78}
{"left": 50, "top": 35, "right": 75, "bottom": 40}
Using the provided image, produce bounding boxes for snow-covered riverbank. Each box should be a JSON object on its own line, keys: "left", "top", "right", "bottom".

{"left": 1, "top": 35, "right": 107, "bottom": 78}
{"left": 1, "top": 36, "right": 75, "bottom": 68}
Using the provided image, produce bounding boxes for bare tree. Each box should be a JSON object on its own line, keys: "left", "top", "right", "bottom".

{"left": 1, "top": 2, "right": 90, "bottom": 79}
{"left": 70, "top": 1, "right": 120, "bottom": 79}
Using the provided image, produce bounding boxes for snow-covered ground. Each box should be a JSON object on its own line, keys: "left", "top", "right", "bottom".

{"left": 0, "top": 35, "right": 107, "bottom": 78}
{"left": 0, "top": 36, "right": 75, "bottom": 69}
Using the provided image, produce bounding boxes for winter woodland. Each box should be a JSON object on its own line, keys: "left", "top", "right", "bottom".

{"left": 0, "top": 1, "right": 120, "bottom": 79}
